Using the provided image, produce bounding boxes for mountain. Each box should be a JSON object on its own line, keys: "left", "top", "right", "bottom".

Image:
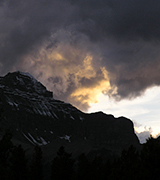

{"left": 0, "top": 71, "right": 140, "bottom": 161}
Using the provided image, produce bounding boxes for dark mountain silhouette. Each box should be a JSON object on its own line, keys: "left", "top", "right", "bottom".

{"left": 0, "top": 71, "right": 140, "bottom": 165}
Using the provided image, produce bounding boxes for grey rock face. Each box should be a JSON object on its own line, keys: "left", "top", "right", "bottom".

{"left": 0, "top": 71, "right": 140, "bottom": 158}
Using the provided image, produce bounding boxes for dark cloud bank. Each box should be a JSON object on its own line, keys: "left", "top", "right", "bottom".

{"left": 1, "top": 0, "right": 160, "bottom": 111}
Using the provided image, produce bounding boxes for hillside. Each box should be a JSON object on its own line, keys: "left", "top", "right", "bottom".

{"left": 0, "top": 71, "right": 140, "bottom": 178}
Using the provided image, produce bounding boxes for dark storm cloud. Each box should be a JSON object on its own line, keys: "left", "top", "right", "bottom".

{"left": 74, "top": 0, "right": 160, "bottom": 41}
{"left": 1, "top": 0, "right": 160, "bottom": 110}
{"left": 0, "top": 0, "right": 79, "bottom": 73}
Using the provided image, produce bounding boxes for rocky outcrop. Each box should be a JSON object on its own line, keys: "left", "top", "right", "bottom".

{"left": 0, "top": 71, "right": 140, "bottom": 158}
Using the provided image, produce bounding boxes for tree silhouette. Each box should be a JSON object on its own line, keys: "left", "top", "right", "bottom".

{"left": 101, "top": 159, "right": 112, "bottom": 180}
{"left": 140, "top": 135, "right": 160, "bottom": 179}
{"left": 9, "top": 144, "right": 28, "bottom": 180}
{"left": 0, "top": 97, "right": 2, "bottom": 116}
{"left": 29, "top": 145, "right": 43, "bottom": 180}
{"left": 88, "top": 156, "right": 103, "bottom": 180}
{"left": 77, "top": 153, "right": 90, "bottom": 180}
{"left": 109, "top": 145, "right": 140, "bottom": 180}
{"left": 51, "top": 146, "right": 75, "bottom": 180}
{"left": 0, "top": 131, "right": 13, "bottom": 180}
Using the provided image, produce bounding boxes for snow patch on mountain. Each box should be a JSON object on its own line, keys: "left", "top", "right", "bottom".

{"left": 22, "top": 133, "right": 35, "bottom": 145}
{"left": 70, "top": 115, "right": 75, "bottom": 120}
{"left": 59, "top": 135, "right": 71, "bottom": 143}
{"left": 79, "top": 116, "right": 84, "bottom": 121}
{"left": 22, "top": 132, "right": 49, "bottom": 146}
{"left": 39, "top": 137, "right": 48, "bottom": 145}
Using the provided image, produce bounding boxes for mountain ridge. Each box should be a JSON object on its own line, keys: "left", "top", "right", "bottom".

{"left": 0, "top": 71, "right": 140, "bottom": 160}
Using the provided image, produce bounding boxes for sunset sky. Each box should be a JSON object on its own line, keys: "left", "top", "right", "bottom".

{"left": 0, "top": 0, "right": 160, "bottom": 142}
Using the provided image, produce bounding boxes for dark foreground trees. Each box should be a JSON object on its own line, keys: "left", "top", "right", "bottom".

{"left": 1, "top": 133, "right": 160, "bottom": 180}
{"left": 29, "top": 145, "right": 43, "bottom": 180}
{"left": 140, "top": 136, "right": 160, "bottom": 179}
{"left": 0, "top": 133, "right": 43, "bottom": 180}
{"left": 9, "top": 144, "right": 28, "bottom": 180}
{"left": 51, "top": 146, "right": 75, "bottom": 180}
{"left": 0, "top": 131, "right": 13, "bottom": 180}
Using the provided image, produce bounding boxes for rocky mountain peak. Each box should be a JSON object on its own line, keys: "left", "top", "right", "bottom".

{"left": 0, "top": 71, "right": 140, "bottom": 162}
{"left": 0, "top": 71, "right": 53, "bottom": 98}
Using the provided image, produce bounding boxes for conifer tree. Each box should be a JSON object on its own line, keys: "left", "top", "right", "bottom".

{"left": 108, "top": 145, "right": 140, "bottom": 180}
{"left": 29, "top": 145, "right": 43, "bottom": 180}
{"left": 0, "top": 131, "right": 13, "bottom": 180}
{"left": 51, "top": 146, "right": 75, "bottom": 180}
{"left": 140, "top": 135, "right": 160, "bottom": 179}
{"left": 0, "top": 97, "right": 2, "bottom": 118}
{"left": 77, "top": 153, "right": 90, "bottom": 180}
{"left": 9, "top": 144, "right": 28, "bottom": 180}
{"left": 88, "top": 156, "right": 103, "bottom": 180}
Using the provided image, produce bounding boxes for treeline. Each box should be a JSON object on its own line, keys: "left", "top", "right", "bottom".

{"left": 50, "top": 137, "right": 160, "bottom": 180}
{"left": 0, "top": 132, "right": 43, "bottom": 180}
{"left": 1, "top": 132, "right": 160, "bottom": 180}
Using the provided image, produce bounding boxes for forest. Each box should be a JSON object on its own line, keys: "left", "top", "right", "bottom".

{"left": 0, "top": 131, "right": 160, "bottom": 180}
{"left": 0, "top": 98, "right": 160, "bottom": 180}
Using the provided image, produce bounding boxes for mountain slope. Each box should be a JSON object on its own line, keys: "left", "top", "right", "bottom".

{"left": 0, "top": 71, "right": 140, "bottom": 159}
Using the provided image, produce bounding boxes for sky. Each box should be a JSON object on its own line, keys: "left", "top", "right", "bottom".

{"left": 0, "top": 0, "right": 160, "bottom": 142}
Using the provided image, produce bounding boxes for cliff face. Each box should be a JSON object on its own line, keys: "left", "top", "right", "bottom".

{"left": 0, "top": 71, "right": 140, "bottom": 158}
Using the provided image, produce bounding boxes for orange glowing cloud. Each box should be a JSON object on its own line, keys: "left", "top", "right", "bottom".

{"left": 69, "top": 65, "right": 115, "bottom": 110}
{"left": 19, "top": 38, "right": 114, "bottom": 111}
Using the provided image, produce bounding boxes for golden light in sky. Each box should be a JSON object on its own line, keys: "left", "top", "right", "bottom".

{"left": 70, "top": 65, "right": 112, "bottom": 108}
{"left": 19, "top": 40, "right": 115, "bottom": 111}
{"left": 70, "top": 79, "right": 111, "bottom": 107}
{"left": 2, "top": 0, "right": 160, "bottom": 144}
{"left": 16, "top": 29, "right": 160, "bottom": 142}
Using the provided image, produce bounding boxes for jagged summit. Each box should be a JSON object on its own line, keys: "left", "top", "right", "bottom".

{"left": 0, "top": 71, "right": 76, "bottom": 119}
{"left": 0, "top": 71, "right": 140, "bottom": 163}
{"left": 0, "top": 71, "right": 53, "bottom": 98}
